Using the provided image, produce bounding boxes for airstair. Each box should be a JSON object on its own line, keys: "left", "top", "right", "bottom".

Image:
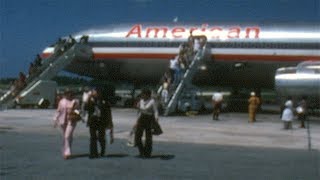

{"left": 0, "top": 43, "right": 93, "bottom": 109}
{"left": 160, "top": 39, "right": 208, "bottom": 116}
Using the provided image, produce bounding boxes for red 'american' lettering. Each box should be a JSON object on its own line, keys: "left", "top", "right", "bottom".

{"left": 126, "top": 24, "right": 260, "bottom": 39}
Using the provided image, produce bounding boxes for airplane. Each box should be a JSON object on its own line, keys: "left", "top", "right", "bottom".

{"left": 39, "top": 22, "right": 320, "bottom": 108}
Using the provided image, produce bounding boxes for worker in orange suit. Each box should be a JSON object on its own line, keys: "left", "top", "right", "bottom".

{"left": 248, "top": 92, "right": 260, "bottom": 123}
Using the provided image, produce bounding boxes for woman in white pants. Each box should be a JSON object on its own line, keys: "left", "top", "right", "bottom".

{"left": 54, "top": 90, "right": 80, "bottom": 159}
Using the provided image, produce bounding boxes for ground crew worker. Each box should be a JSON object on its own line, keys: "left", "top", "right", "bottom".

{"left": 248, "top": 92, "right": 260, "bottom": 123}
{"left": 281, "top": 97, "right": 294, "bottom": 129}
{"left": 212, "top": 90, "right": 223, "bottom": 120}
{"left": 296, "top": 96, "right": 307, "bottom": 128}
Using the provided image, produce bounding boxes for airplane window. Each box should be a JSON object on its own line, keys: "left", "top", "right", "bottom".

{"left": 284, "top": 43, "right": 290, "bottom": 49}
{"left": 277, "top": 43, "right": 285, "bottom": 49}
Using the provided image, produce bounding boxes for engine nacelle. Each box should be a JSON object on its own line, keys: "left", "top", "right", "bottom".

{"left": 275, "top": 61, "right": 320, "bottom": 109}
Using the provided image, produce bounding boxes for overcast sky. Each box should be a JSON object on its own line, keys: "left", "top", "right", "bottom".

{"left": 1, "top": 0, "right": 319, "bottom": 78}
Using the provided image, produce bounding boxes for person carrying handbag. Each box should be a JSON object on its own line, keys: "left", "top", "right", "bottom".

{"left": 135, "top": 88, "right": 159, "bottom": 158}
{"left": 54, "top": 90, "right": 80, "bottom": 160}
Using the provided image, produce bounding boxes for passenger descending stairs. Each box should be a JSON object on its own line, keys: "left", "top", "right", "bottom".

{"left": 163, "top": 46, "right": 208, "bottom": 116}
{"left": 0, "top": 43, "right": 93, "bottom": 108}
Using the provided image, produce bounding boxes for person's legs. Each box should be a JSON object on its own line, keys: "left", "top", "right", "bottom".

{"left": 60, "top": 124, "right": 67, "bottom": 157}
{"left": 212, "top": 105, "right": 217, "bottom": 120}
{"left": 299, "top": 114, "right": 306, "bottom": 128}
{"left": 127, "top": 124, "right": 136, "bottom": 147}
{"left": 98, "top": 127, "right": 106, "bottom": 156}
{"left": 283, "top": 122, "right": 289, "bottom": 129}
{"left": 252, "top": 111, "right": 256, "bottom": 122}
{"left": 288, "top": 121, "right": 292, "bottom": 129}
{"left": 301, "top": 119, "right": 305, "bottom": 128}
{"left": 249, "top": 109, "right": 254, "bottom": 123}
{"left": 64, "top": 122, "right": 76, "bottom": 158}
{"left": 217, "top": 106, "right": 221, "bottom": 119}
{"left": 144, "top": 124, "right": 153, "bottom": 157}
{"left": 89, "top": 126, "right": 98, "bottom": 158}
{"left": 135, "top": 121, "right": 144, "bottom": 157}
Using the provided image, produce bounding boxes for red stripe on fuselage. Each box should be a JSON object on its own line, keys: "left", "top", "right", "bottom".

{"left": 41, "top": 52, "right": 320, "bottom": 62}
{"left": 93, "top": 53, "right": 176, "bottom": 60}
{"left": 93, "top": 53, "right": 319, "bottom": 62}
{"left": 212, "top": 54, "right": 320, "bottom": 62}
{"left": 42, "top": 53, "right": 51, "bottom": 59}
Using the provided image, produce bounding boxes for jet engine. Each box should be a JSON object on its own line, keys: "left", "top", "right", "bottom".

{"left": 275, "top": 61, "right": 320, "bottom": 109}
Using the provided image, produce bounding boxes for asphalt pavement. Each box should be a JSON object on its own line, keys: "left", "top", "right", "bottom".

{"left": 0, "top": 109, "right": 319, "bottom": 180}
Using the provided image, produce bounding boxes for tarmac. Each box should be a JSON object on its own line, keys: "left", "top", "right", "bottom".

{"left": 0, "top": 108, "right": 319, "bottom": 180}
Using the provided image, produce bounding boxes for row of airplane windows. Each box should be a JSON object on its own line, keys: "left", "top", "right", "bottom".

{"left": 89, "top": 41, "right": 320, "bottom": 49}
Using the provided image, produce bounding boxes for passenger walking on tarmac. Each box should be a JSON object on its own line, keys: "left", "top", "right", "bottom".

{"left": 86, "top": 88, "right": 113, "bottom": 158}
{"left": 212, "top": 90, "right": 223, "bottom": 120}
{"left": 135, "top": 88, "right": 159, "bottom": 158}
{"left": 81, "top": 87, "right": 92, "bottom": 122}
{"left": 248, "top": 91, "right": 260, "bottom": 123}
{"left": 54, "top": 90, "right": 80, "bottom": 159}
{"left": 281, "top": 97, "right": 294, "bottom": 130}
{"left": 296, "top": 96, "right": 307, "bottom": 128}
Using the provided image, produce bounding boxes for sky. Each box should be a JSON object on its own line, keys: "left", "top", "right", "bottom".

{"left": 0, "top": 0, "right": 319, "bottom": 78}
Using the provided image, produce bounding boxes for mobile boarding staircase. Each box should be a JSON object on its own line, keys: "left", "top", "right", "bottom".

{"left": 0, "top": 43, "right": 93, "bottom": 109}
{"left": 159, "top": 41, "right": 209, "bottom": 116}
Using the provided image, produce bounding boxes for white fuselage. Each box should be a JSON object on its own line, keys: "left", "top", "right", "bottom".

{"left": 41, "top": 23, "right": 320, "bottom": 87}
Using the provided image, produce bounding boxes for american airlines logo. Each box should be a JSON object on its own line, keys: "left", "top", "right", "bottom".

{"left": 126, "top": 24, "right": 260, "bottom": 39}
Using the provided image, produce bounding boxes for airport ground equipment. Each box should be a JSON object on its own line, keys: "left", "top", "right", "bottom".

{"left": 0, "top": 43, "right": 93, "bottom": 109}
{"left": 160, "top": 44, "right": 209, "bottom": 116}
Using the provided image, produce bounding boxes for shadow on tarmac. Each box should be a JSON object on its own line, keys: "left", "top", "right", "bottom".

{"left": 68, "top": 153, "right": 90, "bottom": 159}
{"left": 105, "top": 153, "right": 130, "bottom": 158}
{"left": 148, "top": 154, "right": 175, "bottom": 160}
{"left": 68, "top": 153, "right": 130, "bottom": 159}
{"left": 68, "top": 153, "right": 174, "bottom": 160}
{"left": 134, "top": 154, "right": 175, "bottom": 160}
